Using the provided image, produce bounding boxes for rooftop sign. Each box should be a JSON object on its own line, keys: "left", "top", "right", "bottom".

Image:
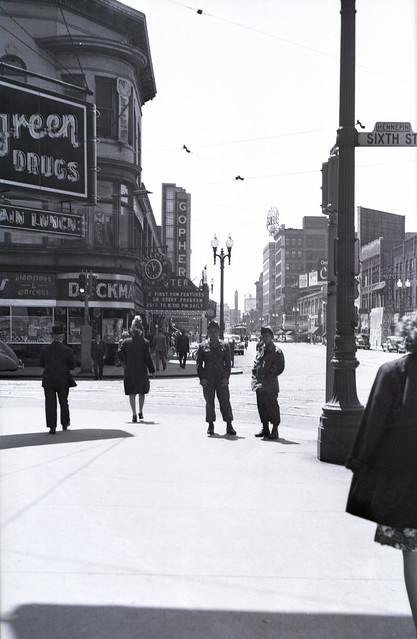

{"left": 357, "top": 122, "right": 417, "bottom": 146}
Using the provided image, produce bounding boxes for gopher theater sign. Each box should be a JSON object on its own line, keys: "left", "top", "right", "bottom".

{"left": 141, "top": 255, "right": 207, "bottom": 311}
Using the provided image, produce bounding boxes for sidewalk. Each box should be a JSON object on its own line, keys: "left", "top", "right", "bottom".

{"left": 0, "top": 372, "right": 415, "bottom": 638}
{"left": 1, "top": 358, "right": 243, "bottom": 380}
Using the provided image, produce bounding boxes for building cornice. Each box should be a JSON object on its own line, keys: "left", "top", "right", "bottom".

{"left": 37, "top": 35, "right": 155, "bottom": 104}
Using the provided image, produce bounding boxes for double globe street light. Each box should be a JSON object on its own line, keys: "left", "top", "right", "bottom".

{"left": 211, "top": 234, "right": 234, "bottom": 339}
{"left": 396, "top": 278, "right": 411, "bottom": 317}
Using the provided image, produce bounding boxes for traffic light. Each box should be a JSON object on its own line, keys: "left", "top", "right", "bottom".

{"left": 88, "top": 273, "right": 97, "bottom": 296}
{"left": 78, "top": 272, "right": 86, "bottom": 301}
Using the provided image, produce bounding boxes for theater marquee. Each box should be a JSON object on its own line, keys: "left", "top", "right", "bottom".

{"left": 0, "top": 78, "right": 96, "bottom": 201}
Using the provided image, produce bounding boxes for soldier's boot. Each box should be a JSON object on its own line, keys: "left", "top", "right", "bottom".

{"left": 255, "top": 423, "right": 270, "bottom": 438}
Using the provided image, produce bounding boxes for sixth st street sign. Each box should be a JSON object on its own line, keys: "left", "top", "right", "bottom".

{"left": 357, "top": 121, "right": 417, "bottom": 146}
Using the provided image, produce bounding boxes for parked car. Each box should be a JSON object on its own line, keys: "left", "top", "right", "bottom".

{"left": 355, "top": 334, "right": 370, "bottom": 350}
{"left": 224, "top": 333, "right": 245, "bottom": 355}
{"left": 382, "top": 336, "right": 405, "bottom": 353}
{"left": 0, "top": 340, "right": 23, "bottom": 371}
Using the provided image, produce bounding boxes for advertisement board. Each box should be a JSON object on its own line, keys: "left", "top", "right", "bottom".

{"left": 0, "top": 78, "right": 96, "bottom": 201}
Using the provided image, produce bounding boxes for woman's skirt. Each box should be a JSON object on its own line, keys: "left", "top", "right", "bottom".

{"left": 375, "top": 525, "right": 417, "bottom": 551}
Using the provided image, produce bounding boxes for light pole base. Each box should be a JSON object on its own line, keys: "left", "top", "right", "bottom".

{"left": 80, "top": 324, "right": 92, "bottom": 374}
{"left": 317, "top": 403, "right": 363, "bottom": 465}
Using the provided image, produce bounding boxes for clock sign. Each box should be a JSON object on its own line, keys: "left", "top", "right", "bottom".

{"left": 142, "top": 253, "right": 168, "bottom": 286}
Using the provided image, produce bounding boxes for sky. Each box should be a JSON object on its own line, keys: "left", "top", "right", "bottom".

{"left": 120, "top": 0, "right": 416, "bottom": 309}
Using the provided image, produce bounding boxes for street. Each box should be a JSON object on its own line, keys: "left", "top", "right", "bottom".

{"left": 1, "top": 343, "right": 415, "bottom": 639}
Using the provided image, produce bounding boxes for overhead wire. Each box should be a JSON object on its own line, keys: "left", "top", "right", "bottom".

{"left": 0, "top": 6, "right": 89, "bottom": 89}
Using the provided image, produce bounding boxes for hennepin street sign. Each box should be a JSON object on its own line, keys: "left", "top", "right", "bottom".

{"left": 357, "top": 121, "right": 417, "bottom": 146}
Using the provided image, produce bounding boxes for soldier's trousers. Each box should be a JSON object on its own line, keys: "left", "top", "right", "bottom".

{"left": 203, "top": 382, "right": 234, "bottom": 423}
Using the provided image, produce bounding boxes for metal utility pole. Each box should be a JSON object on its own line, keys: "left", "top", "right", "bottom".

{"left": 318, "top": 0, "right": 364, "bottom": 464}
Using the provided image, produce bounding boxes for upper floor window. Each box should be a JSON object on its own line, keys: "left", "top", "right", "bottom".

{"left": 96, "top": 76, "right": 118, "bottom": 139}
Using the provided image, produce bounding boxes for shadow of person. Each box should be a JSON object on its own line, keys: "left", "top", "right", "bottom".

{"left": 267, "top": 437, "right": 300, "bottom": 445}
{"left": 2, "top": 603, "right": 415, "bottom": 639}
{"left": 0, "top": 429, "right": 133, "bottom": 450}
{"left": 209, "top": 433, "right": 245, "bottom": 440}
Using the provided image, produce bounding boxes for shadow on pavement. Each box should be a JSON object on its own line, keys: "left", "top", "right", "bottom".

{"left": 0, "top": 429, "right": 133, "bottom": 450}
{"left": 1, "top": 604, "right": 415, "bottom": 639}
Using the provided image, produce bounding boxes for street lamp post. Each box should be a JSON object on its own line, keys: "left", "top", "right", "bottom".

{"left": 292, "top": 306, "right": 299, "bottom": 343}
{"left": 318, "top": 0, "right": 364, "bottom": 465}
{"left": 397, "top": 278, "right": 411, "bottom": 317}
{"left": 211, "top": 234, "right": 234, "bottom": 339}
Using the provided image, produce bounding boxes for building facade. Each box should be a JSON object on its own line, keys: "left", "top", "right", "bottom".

{"left": 0, "top": 0, "right": 161, "bottom": 363}
{"left": 272, "top": 216, "right": 328, "bottom": 326}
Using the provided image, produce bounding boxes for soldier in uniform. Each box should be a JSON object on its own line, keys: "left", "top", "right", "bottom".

{"left": 196, "top": 320, "right": 236, "bottom": 436}
{"left": 251, "top": 325, "right": 285, "bottom": 439}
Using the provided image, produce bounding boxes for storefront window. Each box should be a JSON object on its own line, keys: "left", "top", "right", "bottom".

{"left": 10, "top": 307, "right": 53, "bottom": 342}
{"left": 0, "top": 307, "right": 11, "bottom": 341}
{"left": 68, "top": 308, "right": 83, "bottom": 344}
{"left": 102, "top": 317, "right": 123, "bottom": 343}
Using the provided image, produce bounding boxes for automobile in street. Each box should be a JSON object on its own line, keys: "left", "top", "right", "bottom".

{"left": 355, "top": 334, "right": 370, "bottom": 350}
{"left": 0, "top": 341, "right": 23, "bottom": 371}
{"left": 382, "top": 335, "right": 406, "bottom": 353}
{"left": 224, "top": 333, "right": 245, "bottom": 355}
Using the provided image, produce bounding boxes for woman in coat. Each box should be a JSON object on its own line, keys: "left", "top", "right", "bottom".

{"left": 346, "top": 319, "right": 417, "bottom": 631}
{"left": 117, "top": 316, "right": 155, "bottom": 422}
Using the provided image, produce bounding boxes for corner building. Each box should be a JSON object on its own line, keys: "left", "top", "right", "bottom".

{"left": 0, "top": 0, "right": 161, "bottom": 363}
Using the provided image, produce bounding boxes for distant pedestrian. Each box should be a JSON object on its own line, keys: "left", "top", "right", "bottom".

{"left": 117, "top": 316, "right": 155, "bottom": 422}
{"left": 153, "top": 327, "right": 167, "bottom": 371}
{"left": 116, "top": 330, "right": 129, "bottom": 366}
{"left": 346, "top": 319, "right": 417, "bottom": 632}
{"left": 229, "top": 337, "right": 235, "bottom": 368}
{"left": 196, "top": 320, "right": 236, "bottom": 436}
{"left": 91, "top": 333, "right": 107, "bottom": 379}
{"left": 176, "top": 329, "right": 190, "bottom": 368}
{"left": 251, "top": 326, "right": 285, "bottom": 439}
{"left": 40, "top": 324, "right": 76, "bottom": 434}
{"left": 244, "top": 335, "right": 249, "bottom": 350}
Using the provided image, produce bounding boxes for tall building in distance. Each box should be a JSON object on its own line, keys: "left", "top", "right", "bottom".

{"left": 273, "top": 216, "right": 328, "bottom": 320}
{"left": 161, "top": 183, "right": 191, "bottom": 278}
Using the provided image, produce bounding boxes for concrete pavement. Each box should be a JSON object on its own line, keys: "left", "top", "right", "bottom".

{"left": 1, "top": 356, "right": 242, "bottom": 380}
{"left": 0, "top": 363, "right": 415, "bottom": 638}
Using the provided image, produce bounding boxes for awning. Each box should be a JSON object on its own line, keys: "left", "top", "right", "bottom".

{"left": 307, "top": 327, "right": 319, "bottom": 334}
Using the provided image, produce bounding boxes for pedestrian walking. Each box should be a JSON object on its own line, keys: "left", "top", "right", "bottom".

{"left": 40, "top": 324, "right": 76, "bottom": 434}
{"left": 153, "top": 327, "right": 167, "bottom": 371}
{"left": 346, "top": 319, "right": 417, "bottom": 632}
{"left": 251, "top": 325, "right": 285, "bottom": 439}
{"left": 117, "top": 316, "right": 155, "bottom": 422}
{"left": 116, "top": 330, "right": 129, "bottom": 366}
{"left": 196, "top": 320, "right": 236, "bottom": 436}
{"left": 176, "top": 329, "right": 190, "bottom": 368}
{"left": 91, "top": 333, "right": 107, "bottom": 379}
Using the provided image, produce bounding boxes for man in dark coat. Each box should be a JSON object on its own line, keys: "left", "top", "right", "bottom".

{"left": 118, "top": 316, "right": 155, "bottom": 422}
{"left": 176, "top": 329, "right": 190, "bottom": 368}
{"left": 40, "top": 324, "right": 76, "bottom": 434}
{"left": 91, "top": 333, "right": 108, "bottom": 379}
{"left": 196, "top": 320, "right": 236, "bottom": 436}
{"left": 251, "top": 325, "right": 285, "bottom": 439}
